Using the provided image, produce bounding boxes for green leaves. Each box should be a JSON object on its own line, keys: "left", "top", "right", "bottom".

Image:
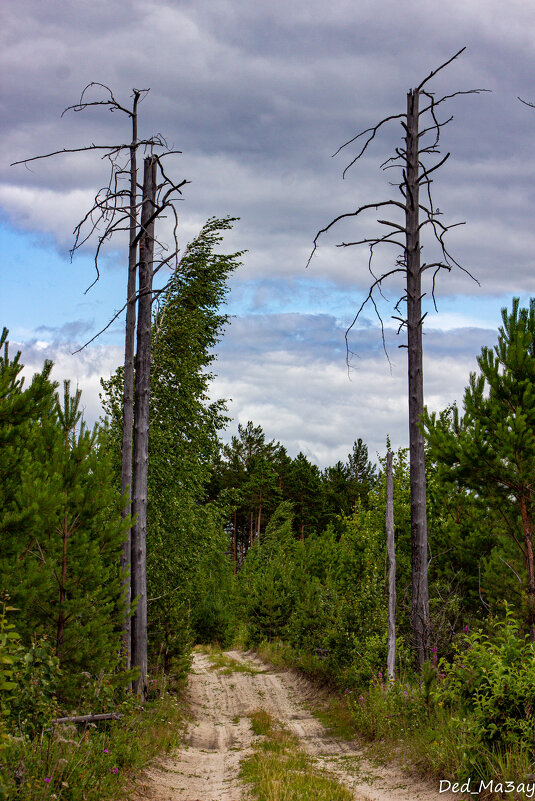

{"left": 0, "top": 336, "right": 132, "bottom": 705}
{"left": 422, "top": 298, "right": 535, "bottom": 633}
{"left": 435, "top": 609, "right": 535, "bottom": 761}
{"left": 0, "top": 603, "right": 19, "bottom": 699}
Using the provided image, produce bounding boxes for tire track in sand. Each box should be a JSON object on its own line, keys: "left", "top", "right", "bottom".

{"left": 131, "top": 649, "right": 456, "bottom": 801}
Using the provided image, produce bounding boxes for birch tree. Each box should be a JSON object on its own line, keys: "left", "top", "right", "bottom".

{"left": 309, "top": 49, "right": 486, "bottom": 667}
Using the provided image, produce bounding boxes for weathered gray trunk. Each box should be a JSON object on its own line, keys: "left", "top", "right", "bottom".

{"left": 131, "top": 156, "right": 156, "bottom": 696}
{"left": 120, "top": 91, "right": 140, "bottom": 669}
{"left": 405, "top": 89, "right": 430, "bottom": 667}
{"left": 386, "top": 451, "right": 396, "bottom": 681}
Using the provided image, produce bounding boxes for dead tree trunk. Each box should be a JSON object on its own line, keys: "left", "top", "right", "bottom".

{"left": 386, "top": 451, "right": 396, "bottom": 681}
{"left": 11, "top": 84, "right": 189, "bottom": 687}
{"left": 519, "top": 495, "right": 535, "bottom": 641}
{"left": 56, "top": 511, "right": 69, "bottom": 660}
{"left": 308, "top": 49, "right": 485, "bottom": 669}
{"left": 233, "top": 508, "right": 237, "bottom": 574}
{"left": 131, "top": 156, "right": 156, "bottom": 696}
{"left": 120, "top": 89, "right": 140, "bottom": 670}
{"left": 405, "top": 89, "right": 430, "bottom": 667}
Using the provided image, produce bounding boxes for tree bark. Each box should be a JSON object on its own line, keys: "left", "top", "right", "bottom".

{"left": 233, "top": 508, "right": 237, "bottom": 574}
{"left": 52, "top": 713, "right": 122, "bottom": 725}
{"left": 256, "top": 486, "right": 262, "bottom": 542}
{"left": 519, "top": 495, "right": 535, "bottom": 641}
{"left": 120, "top": 90, "right": 140, "bottom": 670}
{"left": 406, "top": 89, "right": 430, "bottom": 668}
{"left": 131, "top": 156, "right": 156, "bottom": 696}
{"left": 386, "top": 451, "right": 396, "bottom": 681}
{"left": 56, "top": 511, "right": 69, "bottom": 660}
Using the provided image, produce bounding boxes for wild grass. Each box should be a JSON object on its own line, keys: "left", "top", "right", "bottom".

{"left": 241, "top": 709, "right": 353, "bottom": 801}
{"left": 1, "top": 681, "right": 187, "bottom": 801}
{"left": 201, "top": 644, "right": 265, "bottom": 675}
{"left": 311, "top": 699, "right": 357, "bottom": 742}
{"left": 250, "top": 640, "right": 535, "bottom": 799}
{"left": 257, "top": 640, "right": 333, "bottom": 685}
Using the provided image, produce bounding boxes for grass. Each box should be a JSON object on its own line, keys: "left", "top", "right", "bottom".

{"left": 200, "top": 644, "right": 265, "bottom": 675}
{"left": 241, "top": 710, "right": 354, "bottom": 801}
{"left": 256, "top": 640, "right": 333, "bottom": 685}
{"left": 250, "top": 639, "right": 535, "bottom": 799}
{"left": 310, "top": 698, "right": 357, "bottom": 742}
{"left": 1, "top": 681, "right": 188, "bottom": 801}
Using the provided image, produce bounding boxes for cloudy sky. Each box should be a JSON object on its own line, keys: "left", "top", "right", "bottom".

{"left": 2, "top": 0, "right": 535, "bottom": 466}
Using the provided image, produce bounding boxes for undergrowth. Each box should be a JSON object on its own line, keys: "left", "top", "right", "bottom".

{"left": 0, "top": 680, "right": 187, "bottom": 801}
{"left": 254, "top": 626, "right": 535, "bottom": 800}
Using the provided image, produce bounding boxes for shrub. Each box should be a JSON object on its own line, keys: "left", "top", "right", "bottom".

{"left": 435, "top": 609, "right": 535, "bottom": 763}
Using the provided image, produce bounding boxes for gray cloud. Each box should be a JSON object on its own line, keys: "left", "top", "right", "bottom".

{"left": 211, "top": 313, "right": 497, "bottom": 465}
{"left": 2, "top": 0, "right": 534, "bottom": 462}
{"left": 3, "top": 2, "right": 535, "bottom": 273}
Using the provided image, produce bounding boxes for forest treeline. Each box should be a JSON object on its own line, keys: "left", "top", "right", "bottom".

{"left": 2, "top": 219, "right": 535, "bottom": 797}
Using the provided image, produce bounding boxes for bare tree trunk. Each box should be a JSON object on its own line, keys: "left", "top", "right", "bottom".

{"left": 120, "top": 90, "right": 140, "bottom": 670}
{"left": 406, "top": 89, "right": 430, "bottom": 668}
{"left": 233, "top": 509, "right": 237, "bottom": 575}
{"left": 56, "top": 511, "right": 69, "bottom": 659}
{"left": 256, "top": 486, "right": 262, "bottom": 542}
{"left": 520, "top": 495, "right": 535, "bottom": 641}
{"left": 131, "top": 156, "right": 156, "bottom": 696}
{"left": 386, "top": 451, "right": 396, "bottom": 681}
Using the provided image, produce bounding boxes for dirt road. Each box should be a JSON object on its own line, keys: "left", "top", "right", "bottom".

{"left": 131, "top": 649, "right": 455, "bottom": 801}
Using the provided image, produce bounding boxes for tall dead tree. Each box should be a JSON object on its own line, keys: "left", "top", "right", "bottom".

{"left": 386, "top": 450, "right": 396, "bottom": 681}
{"left": 12, "top": 86, "right": 188, "bottom": 691}
{"left": 131, "top": 156, "right": 156, "bottom": 695}
{"left": 120, "top": 89, "right": 140, "bottom": 667}
{"left": 309, "top": 49, "right": 485, "bottom": 667}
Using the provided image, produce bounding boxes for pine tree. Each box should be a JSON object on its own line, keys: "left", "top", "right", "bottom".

{"left": 0, "top": 336, "right": 132, "bottom": 702}
{"left": 284, "top": 453, "right": 323, "bottom": 539}
{"left": 423, "top": 298, "right": 535, "bottom": 638}
{"left": 347, "top": 438, "right": 377, "bottom": 509}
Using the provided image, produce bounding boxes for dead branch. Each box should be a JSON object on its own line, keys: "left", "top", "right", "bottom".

{"left": 416, "top": 47, "right": 466, "bottom": 91}
{"left": 52, "top": 712, "right": 122, "bottom": 725}
{"left": 307, "top": 200, "right": 405, "bottom": 267}
{"left": 310, "top": 54, "right": 485, "bottom": 368}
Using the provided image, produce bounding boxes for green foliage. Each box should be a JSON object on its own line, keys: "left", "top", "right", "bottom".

{"left": 435, "top": 610, "right": 535, "bottom": 758}
{"left": 0, "top": 334, "right": 132, "bottom": 707}
{"left": 239, "top": 503, "right": 297, "bottom": 644}
{"left": 423, "top": 298, "right": 535, "bottom": 634}
{"left": 236, "top": 471, "right": 408, "bottom": 689}
{"left": 8, "top": 635, "right": 61, "bottom": 738}
{"left": 101, "top": 217, "right": 241, "bottom": 673}
{"left": 0, "top": 600, "right": 19, "bottom": 706}
{"left": 1, "top": 683, "right": 187, "bottom": 801}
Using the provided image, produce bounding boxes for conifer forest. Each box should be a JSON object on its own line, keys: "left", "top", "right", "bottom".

{"left": 3, "top": 50, "right": 535, "bottom": 801}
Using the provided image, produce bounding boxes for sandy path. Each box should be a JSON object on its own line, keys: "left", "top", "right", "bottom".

{"left": 131, "top": 649, "right": 455, "bottom": 801}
